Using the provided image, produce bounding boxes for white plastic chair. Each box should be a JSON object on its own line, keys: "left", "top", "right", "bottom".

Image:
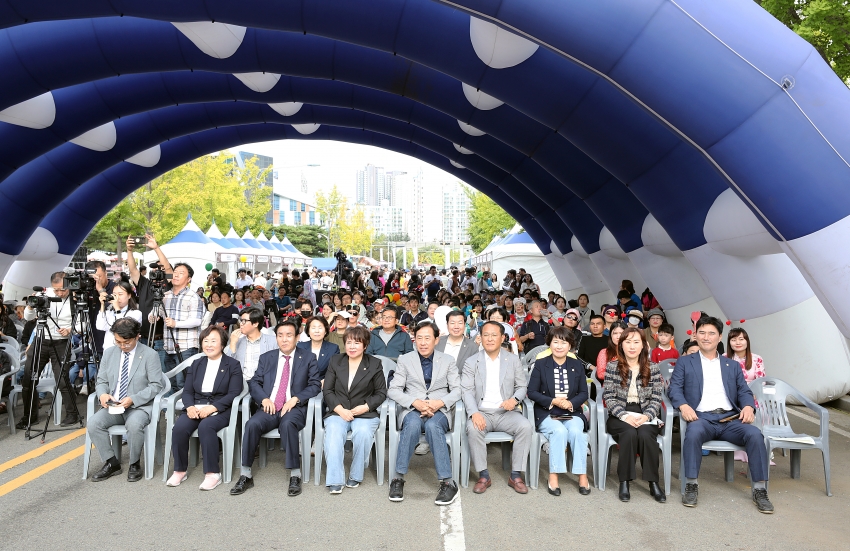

{"left": 596, "top": 372, "right": 674, "bottom": 495}
{"left": 658, "top": 358, "right": 677, "bottom": 387}
{"left": 1, "top": 341, "right": 20, "bottom": 354}
{"left": 313, "top": 357, "right": 391, "bottom": 486}
{"left": 1, "top": 351, "right": 21, "bottom": 434}
{"left": 82, "top": 372, "right": 171, "bottom": 480}
{"left": 522, "top": 345, "right": 548, "bottom": 370}
{"left": 526, "top": 376, "right": 599, "bottom": 490}
{"left": 161, "top": 381, "right": 249, "bottom": 483}
{"left": 8, "top": 362, "right": 62, "bottom": 427}
{"left": 387, "top": 399, "right": 464, "bottom": 484}
{"left": 750, "top": 377, "right": 831, "bottom": 496}
{"left": 152, "top": 353, "right": 205, "bottom": 468}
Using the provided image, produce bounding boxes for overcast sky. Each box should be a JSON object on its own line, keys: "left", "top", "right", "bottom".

{"left": 233, "top": 139, "right": 463, "bottom": 201}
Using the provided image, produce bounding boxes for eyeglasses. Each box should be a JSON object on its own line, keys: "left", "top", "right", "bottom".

{"left": 114, "top": 338, "right": 137, "bottom": 349}
{"left": 238, "top": 319, "right": 251, "bottom": 325}
{"left": 381, "top": 315, "right": 397, "bottom": 321}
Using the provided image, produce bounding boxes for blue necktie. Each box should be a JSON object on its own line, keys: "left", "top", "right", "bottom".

{"left": 118, "top": 352, "right": 130, "bottom": 400}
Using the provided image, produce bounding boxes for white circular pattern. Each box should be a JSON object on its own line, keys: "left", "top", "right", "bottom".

{"left": 704, "top": 188, "right": 781, "bottom": 256}
{"left": 457, "top": 120, "right": 485, "bottom": 136}
{"left": 233, "top": 72, "right": 281, "bottom": 93}
{"left": 292, "top": 123, "right": 321, "bottom": 135}
{"left": 450, "top": 160, "right": 466, "bottom": 169}
{"left": 453, "top": 143, "right": 474, "bottom": 155}
{"left": 469, "top": 16, "right": 539, "bottom": 69}
{"left": 641, "top": 214, "right": 683, "bottom": 257}
{"left": 0, "top": 92, "right": 55, "bottom": 129}
{"left": 461, "top": 83, "right": 504, "bottom": 110}
{"left": 172, "top": 22, "right": 247, "bottom": 59}
{"left": 125, "top": 145, "right": 162, "bottom": 167}
{"left": 269, "top": 102, "right": 304, "bottom": 116}
{"left": 70, "top": 121, "right": 117, "bottom": 151}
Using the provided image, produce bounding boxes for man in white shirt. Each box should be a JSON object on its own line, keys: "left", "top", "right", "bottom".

{"left": 436, "top": 310, "right": 477, "bottom": 373}
{"left": 253, "top": 272, "right": 268, "bottom": 289}
{"left": 461, "top": 321, "right": 533, "bottom": 494}
{"left": 225, "top": 307, "right": 277, "bottom": 380}
{"left": 20, "top": 271, "right": 78, "bottom": 428}
{"left": 668, "top": 316, "right": 773, "bottom": 513}
{"left": 234, "top": 269, "right": 253, "bottom": 290}
{"left": 231, "top": 321, "right": 321, "bottom": 497}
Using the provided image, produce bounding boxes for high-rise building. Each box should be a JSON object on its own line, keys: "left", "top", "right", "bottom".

{"left": 400, "top": 169, "right": 442, "bottom": 242}
{"left": 272, "top": 193, "right": 319, "bottom": 226}
{"left": 364, "top": 200, "right": 405, "bottom": 237}
{"left": 442, "top": 180, "right": 470, "bottom": 243}
{"left": 356, "top": 163, "right": 391, "bottom": 206}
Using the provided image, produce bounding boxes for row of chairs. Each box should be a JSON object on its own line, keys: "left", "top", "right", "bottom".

{"left": 77, "top": 351, "right": 831, "bottom": 497}
{"left": 2, "top": 339, "right": 65, "bottom": 434}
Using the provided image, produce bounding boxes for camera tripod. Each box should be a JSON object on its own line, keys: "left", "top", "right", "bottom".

{"left": 148, "top": 297, "right": 184, "bottom": 365}
{"left": 24, "top": 301, "right": 94, "bottom": 442}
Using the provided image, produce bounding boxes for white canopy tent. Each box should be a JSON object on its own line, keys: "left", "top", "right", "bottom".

{"left": 471, "top": 226, "right": 562, "bottom": 296}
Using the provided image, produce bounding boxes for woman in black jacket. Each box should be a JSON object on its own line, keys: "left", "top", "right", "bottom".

{"left": 166, "top": 326, "right": 243, "bottom": 490}
{"left": 527, "top": 326, "right": 590, "bottom": 496}
{"left": 321, "top": 325, "right": 387, "bottom": 494}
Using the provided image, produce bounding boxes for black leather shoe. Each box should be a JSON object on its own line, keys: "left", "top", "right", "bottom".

{"left": 127, "top": 461, "right": 142, "bottom": 482}
{"left": 60, "top": 415, "right": 80, "bottom": 427}
{"left": 547, "top": 485, "right": 561, "bottom": 496}
{"left": 15, "top": 417, "right": 37, "bottom": 430}
{"left": 91, "top": 460, "right": 122, "bottom": 482}
{"left": 618, "top": 481, "right": 630, "bottom": 502}
{"left": 649, "top": 481, "right": 666, "bottom": 503}
{"left": 682, "top": 482, "right": 699, "bottom": 507}
{"left": 578, "top": 484, "right": 591, "bottom": 496}
{"left": 752, "top": 488, "right": 774, "bottom": 514}
{"left": 288, "top": 476, "right": 302, "bottom": 497}
{"left": 230, "top": 475, "right": 254, "bottom": 495}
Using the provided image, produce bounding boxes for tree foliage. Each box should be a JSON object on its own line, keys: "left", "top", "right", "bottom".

{"left": 465, "top": 188, "right": 516, "bottom": 253}
{"left": 315, "top": 184, "right": 374, "bottom": 257}
{"left": 84, "top": 152, "right": 271, "bottom": 250}
{"left": 265, "top": 224, "right": 326, "bottom": 258}
{"left": 758, "top": 0, "right": 850, "bottom": 83}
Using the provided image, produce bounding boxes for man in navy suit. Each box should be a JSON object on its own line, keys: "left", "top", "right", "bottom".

{"left": 230, "top": 321, "right": 321, "bottom": 497}
{"left": 668, "top": 316, "right": 773, "bottom": 513}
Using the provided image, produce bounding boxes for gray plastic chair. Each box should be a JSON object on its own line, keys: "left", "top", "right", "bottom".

{"left": 458, "top": 399, "right": 531, "bottom": 487}
{"left": 657, "top": 358, "right": 677, "bottom": 387}
{"left": 750, "top": 376, "right": 831, "bottom": 496}
{"left": 387, "top": 399, "right": 464, "bottom": 483}
{"left": 678, "top": 418, "right": 753, "bottom": 494}
{"left": 313, "top": 356, "right": 392, "bottom": 486}
{"left": 1, "top": 352, "right": 21, "bottom": 434}
{"left": 82, "top": 372, "right": 171, "bottom": 480}
{"left": 161, "top": 381, "right": 249, "bottom": 483}
{"left": 596, "top": 372, "right": 674, "bottom": 495}
{"left": 8, "top": 362, "right": 62, "bottom": 427}
{"left": 240, "top": 391, "right": 319, "bottom": 483}
{"left": 522, "top": 345, "right": 548, "bottom": 370}
{"left": 152, "top": 353, "right": 205, "bottom": 468}
{"left": 525, "top": 375, "right": 599, "bottom": 490}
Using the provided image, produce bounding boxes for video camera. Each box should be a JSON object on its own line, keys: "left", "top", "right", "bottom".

{"left": 148, "top": 262, "right": 172, "bottom": 301}
{"left": 26, "top": 287, "right": 62, "bottom": 310}
{"left": 63, "top": 268, "right": 97, "bottom": 293}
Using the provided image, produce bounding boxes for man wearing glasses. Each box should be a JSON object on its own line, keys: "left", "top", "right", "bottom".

{"left": 87, "top": 318, "right": 164, "bottom": 482}
{"left": 364, "top": 305, "right": 413, "bottom": 360}
{"left": 225, "top": 307, "right": 277, "bottom": 380}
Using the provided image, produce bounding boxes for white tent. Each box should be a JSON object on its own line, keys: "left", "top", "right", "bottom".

{"left": 471, "top": 226, "right": 562, "bottom": 296}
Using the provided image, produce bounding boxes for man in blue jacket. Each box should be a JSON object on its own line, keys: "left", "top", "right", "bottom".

{"left": 668, "top": 316, "right": 773, "bottom": 513}
{"left": 365, "top": 305, "right": 413, "bottom": 360}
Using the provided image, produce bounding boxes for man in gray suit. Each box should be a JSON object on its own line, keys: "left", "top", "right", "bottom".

{"left": 388, "top": 322, "right": 461, "bottom": 505}
{"left": 225, "top": 307, "right": 277, "bottom": 380}
{"left": 436, "top": 309, "right": 478, "bottom": 373}
{"left": 87, "top": 318, "right": 164, "bottom": 482}
{"left": 462, "top": 320, "right": 533, "bottom": 494}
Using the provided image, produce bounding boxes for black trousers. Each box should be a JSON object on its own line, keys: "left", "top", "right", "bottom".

{"left": 171, "top": 410, "right": 231, "bottom": 473}
{"left": 22, "top": 338, "right": 75, "bottom": 419}
{"left": 606, "top": 403, "right": 661, "bottom": 482}
{"left": 241, "top": 405, "right": 307, "bottom": 470}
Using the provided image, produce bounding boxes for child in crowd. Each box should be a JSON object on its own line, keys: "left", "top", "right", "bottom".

{"left": 651, "top": 323, "right": 679, "bottom": 364}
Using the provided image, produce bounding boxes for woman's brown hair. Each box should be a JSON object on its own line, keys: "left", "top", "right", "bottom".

{"left": 617, "top": 326, "right": 651, "bottom": 388}
{"left": 727, "top": 327, "right": 752, "bottom": 370}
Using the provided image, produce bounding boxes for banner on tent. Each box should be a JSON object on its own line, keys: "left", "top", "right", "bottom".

{"left": 271, "top": 256, "right": 282, "bottom": 263}
{"left": 257, "top": 255, "right": 269, "bottom": 262}
{"left": 217, "top": 253, "right": 254, "bottom": 263}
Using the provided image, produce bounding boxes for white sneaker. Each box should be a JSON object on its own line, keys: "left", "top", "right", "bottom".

{"left": 79, "top": 385, "right": 89, "bottom": 396}
{"left": 166, "top": 472, "right": 188, "bottom": 487}
{"left": 414, "top": 442, "right": 430, "bottom": 455}
{"left": 199, "top": 473, "right": 222, "bottom": 491}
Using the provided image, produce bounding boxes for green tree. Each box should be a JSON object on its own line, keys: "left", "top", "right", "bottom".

{"left": 266, "top": 225, "right": 326, "bottom": 258}
{"left": 758, "top": 0, "right": 850, "bottom": 83}
{"left": 465, "top": 188, "right": 516, "bottom": 253}
{"left": 315, "top": 185, "right": 374, "bottom": 256}
{"left": 314, "top": 184, "right": 348, "bottom": 256}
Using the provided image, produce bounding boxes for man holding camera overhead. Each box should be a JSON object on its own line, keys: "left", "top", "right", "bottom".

{"left": 126, "top": 234, "right": 172, "bottom": 365}
{"left": 19, "top": 271, "right": 79, "bottom": 429}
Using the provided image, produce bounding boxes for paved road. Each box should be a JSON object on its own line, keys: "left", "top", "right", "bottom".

{"left": 1, "top": 398, "right": 848, "bottom": 551}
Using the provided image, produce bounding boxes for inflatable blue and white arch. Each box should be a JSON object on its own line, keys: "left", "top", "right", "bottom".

{"left": 0, "top": 0, "right": 848, "bottom": 401}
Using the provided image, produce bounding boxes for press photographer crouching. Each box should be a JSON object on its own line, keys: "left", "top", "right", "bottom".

{"left": 19, "top": 272, "right": 79, "bottom": 429}
{"left": 87, "top": 318, "right": 164, "bottom": 482}
{"left": 148, "top": 263, "right": 205, "bottom": 392}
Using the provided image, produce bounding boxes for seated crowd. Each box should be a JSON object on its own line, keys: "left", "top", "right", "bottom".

{"left": 1, "top": 237, "right": 776, "bottom": 512}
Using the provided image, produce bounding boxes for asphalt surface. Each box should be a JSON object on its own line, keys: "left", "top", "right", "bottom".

{"left": 1, "top": 396, "right": 849, "bottom": 551}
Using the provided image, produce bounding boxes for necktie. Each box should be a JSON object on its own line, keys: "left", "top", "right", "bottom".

{"left": 274, "top": 355, "right": 291, "bottom": 410}
{"left": 118, "top": 352, "right": 130, "bottom": 400}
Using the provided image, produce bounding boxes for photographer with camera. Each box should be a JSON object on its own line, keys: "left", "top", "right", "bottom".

{"left": 19, "top": 272, "right": 79, "bottom": 428}
{"left": 148, "top": 262, "right": 205, "bottom": 392}
{"left": 96, "top": 280, "right": 144, "bottom": 350}
{"left": 86, "top": 261, "right": 116, "bottom": 357}
{"left": 126, "top": 234, "right": 172, "bottom": 364}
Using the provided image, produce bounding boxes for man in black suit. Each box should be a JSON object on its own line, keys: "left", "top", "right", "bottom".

{"left": 230, "top": 321, "right": 321, "bottom": 497}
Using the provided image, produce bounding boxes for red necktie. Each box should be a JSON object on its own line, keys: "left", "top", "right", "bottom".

{"left": 274, "top": 354, "right": 291, "bottom": 411}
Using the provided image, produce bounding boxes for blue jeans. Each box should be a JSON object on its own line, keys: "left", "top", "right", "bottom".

{"left": 395, "top": 410, "right": 451, "bottom": 480}
{"left": 162, "top": 347, "right": 197, "bottom": 393}
{"left": 323, "top": 415, "right": 380, "bottom": 486}
{"left": 153, "top": 339, "right": 166, "bottom": 370}
{"left": 538, "top": 416, "right": 588, "bottom": 475}
{"left": 69, "top": 362, "right": 96, "bottom": 385}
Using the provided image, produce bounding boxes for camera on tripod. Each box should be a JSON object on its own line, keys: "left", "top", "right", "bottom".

{"left": 148, "top": 262, "right": 172, "bottom": 299}
{"left": 26, "top": 288, "right": 61, "bottom": 311}
{"left": 63, "top": 268, "right": 97, "bottom": 293}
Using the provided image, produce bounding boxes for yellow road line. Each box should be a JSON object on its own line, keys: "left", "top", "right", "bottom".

{"left": 0, "top": 428, "right": 85, "bottom": 474}
{"left": 0, "top": 444, "right": 85, "bottom": 497}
